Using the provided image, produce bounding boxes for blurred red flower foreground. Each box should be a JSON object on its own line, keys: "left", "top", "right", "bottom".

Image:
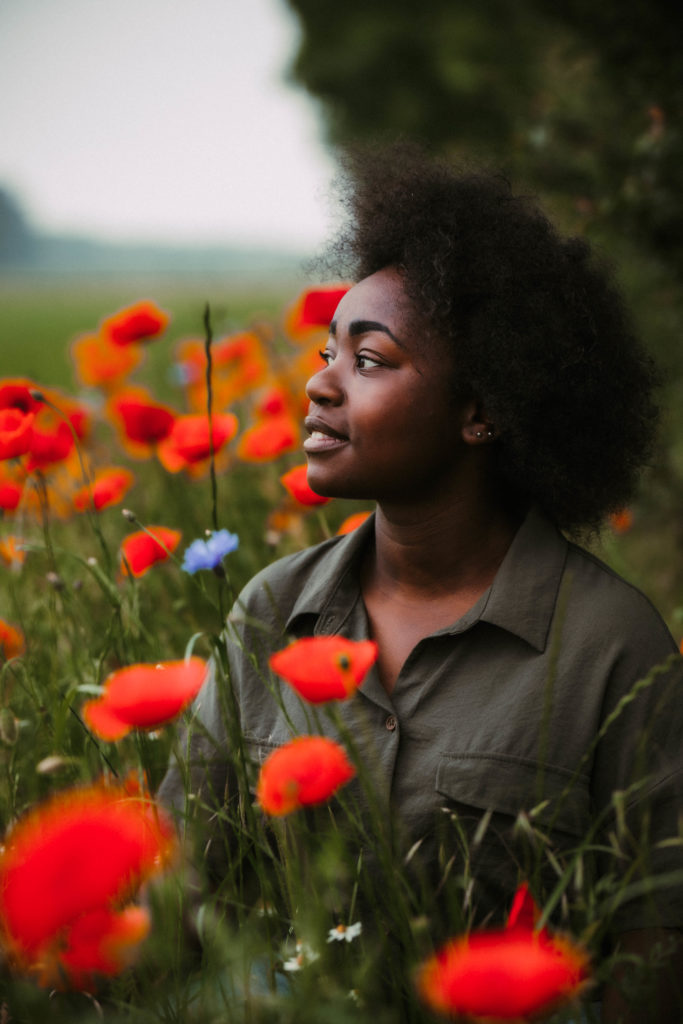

{"left": 83, "top": 657, "right": 208, "bottom": 741}
{"left": 269, "top": 636, "right": 378, "bottom": 703}
{"left": 0, "top": 782, "right": 175, "bottom": 989}
{"left": 417, "top": 885, "right": 590, "bottom": 1021}
{"left": 257, "top": 736, "right": 355, "bottom": 816}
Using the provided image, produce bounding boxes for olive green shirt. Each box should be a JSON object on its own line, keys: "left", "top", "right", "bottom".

{"left": 160, "top": 507, "right": 683, "bottom": 931}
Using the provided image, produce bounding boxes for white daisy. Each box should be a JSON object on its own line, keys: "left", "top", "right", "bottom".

{"left": 327, "top": 921, "right": 363, "bottom": 943}
{"left": 282, "top": 939, "right": 320, "bottom": 971}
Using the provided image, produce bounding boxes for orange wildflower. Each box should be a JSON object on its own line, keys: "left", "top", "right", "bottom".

{"left": 120, "top": 526, "right": 181, "bottom": 577}
{"left": 291, "top": 341, "right": 330, "bottom": 400}
{"left": 175, "top": 332, "right": 268, "bottom": 411}
{"left": 280, "top": 464, "right": 330, "bottom": 507}
{"left": 337, "top": 511, "right": 372, "bottom": 535}
{"left": 157, "top": 413, "right": 238, "bottom": 471}
{"left": 71, "top": 333, "right": 143, "bottom": 389}
{"left": 31, "top": 386, "right": 92, "bottom": 443}
{"left": 101, "top": 300, "right": 169, "bottom": 347}
{"left": 0, "top": 408, "right": 34, "bottom": 460}
{"left": 237, "top": 413, "right": 299, "bottom": 462}
{"left": 416, "top": 884, "right": 590, "bottom": 1021}
{"left": 257, "top": 736, "right": 355, "bottom": 816}
{"left": 609, "top": 508, "right": 633, "bottom": 534}
{"left": 73, "top": 467, "right": 134, "bottom": 513}
{"left": 0, "top": 782, "right": 175, "bottom": 988}
{"left": 83, "top": 657, "right": 207, "bottom": 741}
{"left": 269, "top": 636, "right": 378, "bottom": 703}
{"left": 0, "top": 536, "right": 26, "bottom": 570}
{"left": 0, "top": 619, "right": 25, "bottom": 659}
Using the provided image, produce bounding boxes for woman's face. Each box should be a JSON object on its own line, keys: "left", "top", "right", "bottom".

{"left": 304, "top": 267, "right": 473, "bottom": 503}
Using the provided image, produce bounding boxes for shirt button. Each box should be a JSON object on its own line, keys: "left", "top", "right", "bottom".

{"left": 385, "top": 715, "right": 397, "bottom": 732}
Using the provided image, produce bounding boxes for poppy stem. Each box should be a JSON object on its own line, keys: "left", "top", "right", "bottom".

{"left": 68, "top": 704, "right": 119, "bottom": 778}
{"left": 203, "top": 303, "right": 220, "bottom": 537}
{"left": 29, "top": 391, "right": 112, "bottom": 571}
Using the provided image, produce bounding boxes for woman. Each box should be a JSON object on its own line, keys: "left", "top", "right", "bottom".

{"left": 160, "top": 145, "right": 683, "bottom": 1020}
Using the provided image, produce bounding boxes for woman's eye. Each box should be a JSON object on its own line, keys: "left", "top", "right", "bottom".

{"left": 318, "top": 349, "right": 333, "bottom": 365}
{"left": 356, "top": 354, "right": 381, "bottom": 370}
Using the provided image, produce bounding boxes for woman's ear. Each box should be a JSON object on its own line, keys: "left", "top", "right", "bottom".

{"left": 461, "top": 400, "right": 497, "bottom": 445}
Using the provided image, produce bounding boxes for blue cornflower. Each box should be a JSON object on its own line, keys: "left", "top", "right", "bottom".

{"left": 181, "top": 529, "right": 239, "bottom": 574}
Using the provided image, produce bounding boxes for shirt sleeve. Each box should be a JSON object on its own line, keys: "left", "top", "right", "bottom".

{"left": 155, "top": 653, "right": 236, "bottom": 872}
{"left": 590, "top": 611, "right": 683, "bottom": 932}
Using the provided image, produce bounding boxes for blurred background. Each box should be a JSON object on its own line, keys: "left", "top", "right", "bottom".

{"left": 1, "top": 0, "right": 682, "bottom": 619}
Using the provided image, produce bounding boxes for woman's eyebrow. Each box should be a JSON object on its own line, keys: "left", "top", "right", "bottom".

{"left": 329, "top": 318, "right": 405, "bottom": 348}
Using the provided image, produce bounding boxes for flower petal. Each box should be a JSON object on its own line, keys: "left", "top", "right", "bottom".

{"left": 269, "top": 636, "right": 377, "bottom": 703}
{"left": 257, "top": 736, "right": 355, "bottom": 816}
{"left": 83, "top": 657, "right": 208, "bottom": 738}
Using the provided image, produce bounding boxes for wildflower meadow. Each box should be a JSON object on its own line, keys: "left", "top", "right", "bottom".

{"left": 0, "top": 285, "right": 681, "bottom": 1022}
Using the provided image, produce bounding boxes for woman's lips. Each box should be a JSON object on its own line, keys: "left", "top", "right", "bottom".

{"left": 303, "top": 430, "right": 349, "bottom": 453}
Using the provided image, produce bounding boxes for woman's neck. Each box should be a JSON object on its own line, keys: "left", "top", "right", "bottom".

{"left": 368, "top": 489, "right": 524, "bottom": 601}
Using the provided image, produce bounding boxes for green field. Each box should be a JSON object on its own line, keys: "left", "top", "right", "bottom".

{"left": 0, "top": 271, "right": 304, "bottom": 393}
{"left": 1, "top": 270, "right": 681, "bottom": 1021}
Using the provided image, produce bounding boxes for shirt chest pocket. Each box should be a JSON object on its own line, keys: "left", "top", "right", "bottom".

{"left": 434, "top": 753, "right": 591, "bottom": 839}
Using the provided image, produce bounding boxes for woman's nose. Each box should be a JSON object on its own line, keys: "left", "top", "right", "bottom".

{"left": 305, "top": 362, "right": 343, "bottom": 406}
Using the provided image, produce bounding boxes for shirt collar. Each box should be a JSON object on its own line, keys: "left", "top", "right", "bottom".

{"left": 285, "top": 505, "right": 567, "bottom": 652}
{"left": 285, "top": 511, "right": 376, "bottom": 633}
{"left": 472, "top": 505, "right": 568, "bottom": 652}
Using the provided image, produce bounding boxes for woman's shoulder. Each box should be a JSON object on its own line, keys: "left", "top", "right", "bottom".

{"left": 564, "top": 538, "right": 677, "bottom": 656}
{"left": 231, "top": 514, "right": 373, "bottom": 627}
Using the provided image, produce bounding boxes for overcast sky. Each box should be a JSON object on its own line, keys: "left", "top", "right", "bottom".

{"left": 0, "top": 0, "right": 337, "bottom": 249}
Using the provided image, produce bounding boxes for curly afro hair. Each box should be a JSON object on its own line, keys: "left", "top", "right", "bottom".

{"left": 321, "top": 142, "right": 660, "bottom": 534}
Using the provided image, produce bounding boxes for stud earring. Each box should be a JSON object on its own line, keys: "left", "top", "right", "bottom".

{"left": 475, "top": 426, "right": 496, "bottom": 440}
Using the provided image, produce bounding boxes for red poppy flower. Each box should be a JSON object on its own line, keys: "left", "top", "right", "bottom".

{"left": 337, "top": 511, "right": 372, "bottom": 535}
{"left": 0, "top": 782, "right": 175, "bottom": 988}
{"left": 71, "top": 333, "right": 143, "bottom": 388}
{"left": 101, "top": 300, "right": 169, "bottom": 347}
{"left": 299, "top": 286, "right": 350, "bottom": 326}
{"left": 0, "top": 380, "right": 43, "bottom": 415}
{"left": 0, "top": 478, "right": 23, "bottom": 510}
{"left": 0, "top": 619, "right": 25, "bottom": 660}
{"left": 416, "top": 885, "right": 590, "bottom": 1021}
{"left": 285, "top": 285, "right": 351, "bottom": 341}
{"left": 237, "top": 414, "right": 299, "bottom": 462}
{"left": 269, "top": 636, "right": 378, "bottom": 703}
{"left": 111, "top": 393, "right": 176, "bottom": 445}
{"left": 120, "top": 526, "right": 181, "bottom": 577}
{"left": 158, "top": 413, "right": 238, "bottom": 470}
{"left": 73, "top": 467, "right": 134, "bottom": 513}
{"left": 57, "top": 905, "right": 150, "bottom": 988}
{"left": 257, "top": 736, "right": 355, "bottom": 816}
{"left": 254, "top": 386, "right": 291, "bottom": 418}
{"left": 280, "top": 464, "right": 330, "bottom": 507}
{"left": 0, "top": 408, "right": 34, "bottom": 460}
{"left": 83, "top": 657, "right": 208, "bottom": 740}
{"left": 26, "top": 419, "right": 74, "bottom": 469}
